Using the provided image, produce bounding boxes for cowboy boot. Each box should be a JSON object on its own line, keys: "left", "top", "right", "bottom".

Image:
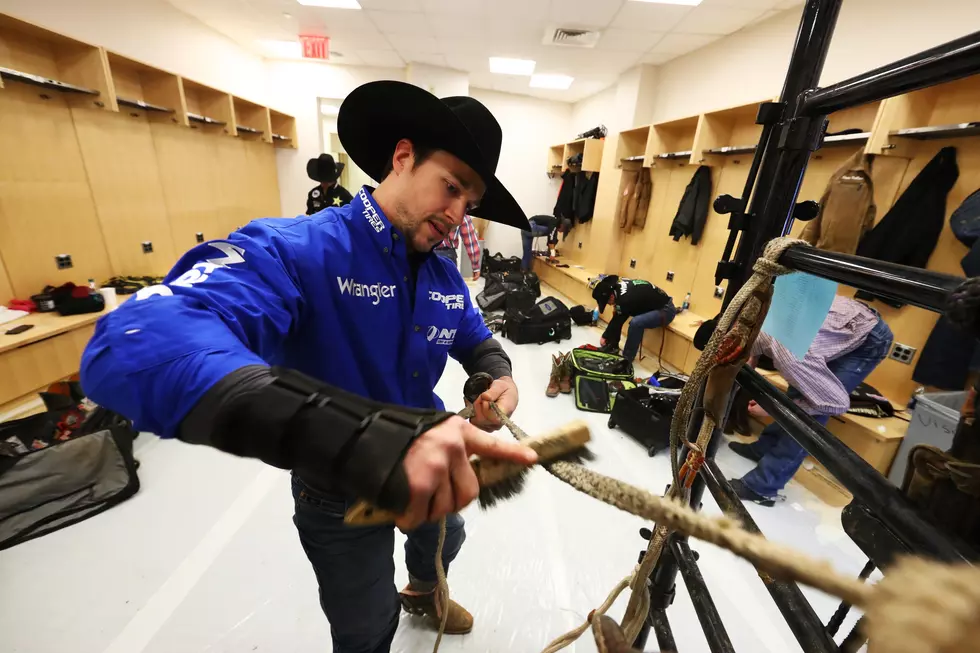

{"left": 547, "top": 353, "right": 562, "bottom": 397}
{"left": 559, "top": 352, "right": 573, "bottom": 394}
{"left": 399, "top": 585, "right": 474, "bottom": 634}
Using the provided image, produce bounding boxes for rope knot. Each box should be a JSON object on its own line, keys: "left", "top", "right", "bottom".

{"left": 678, "top": 449, "right": 706, "bottom": 489}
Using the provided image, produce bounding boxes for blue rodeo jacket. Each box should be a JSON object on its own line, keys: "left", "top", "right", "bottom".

{"left": 80, "top": 187, "right": 492, "bottom": 438}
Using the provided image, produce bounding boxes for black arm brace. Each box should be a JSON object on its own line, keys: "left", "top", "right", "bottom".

{"left": 460, "top": 338, "right": 512, "bottom": 381}
{"left": 179, "top": 366, "right": 454, "bottom": 512}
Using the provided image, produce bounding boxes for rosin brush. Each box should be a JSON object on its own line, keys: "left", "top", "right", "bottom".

{"left": 463, "top": 372, "right": 594, "bottom": 465}
{"left": 344, "top": 420, "right": 592, "bottom": 526}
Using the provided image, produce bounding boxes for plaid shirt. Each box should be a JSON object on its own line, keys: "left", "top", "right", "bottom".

{"left": 752, "top": 296, "right": 878, "bottom": 415}
{"left": 440, "top": 214, "right": 481, "bottom": 273}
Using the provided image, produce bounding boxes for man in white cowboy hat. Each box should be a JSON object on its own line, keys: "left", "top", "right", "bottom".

{"left": 306, "top": 152, "right": 353, "bottom": 214}
{"left": 81, "top": 80, "right": 535, "bottom": 652}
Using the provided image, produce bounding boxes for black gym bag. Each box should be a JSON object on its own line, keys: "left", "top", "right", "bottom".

{"left": 503, "top": 296, "right": 572, "bottom": 345}
{"left": 608, "top": 374, "right": 687, "bottom": 456}
{"left": 486, "top": 270, "right": 541, "bottom": 297}
{"left": 476, "top": 278, "right": 536, "bottom": 313}
{"left": 569, "top": 305, "right": 596, "bottom": 326}
{"left": 482, "top": 250, "right": 522, "bottom": 274}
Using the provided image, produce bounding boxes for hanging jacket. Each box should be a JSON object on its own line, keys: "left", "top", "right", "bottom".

{"left": 574, "top": 171, "right": 600, "bottom": 223}
{"left": 619, "top": 168, "right": 652, "bottom": 233}
{"left": 800, "top": 150, "right": 876, "bottom": 255}
{"left": 554, "top": 170, "right": 576, "bottom": 220}
{"left": 855, "top": 146, "right": 958, "bottom": 306}
{"left": 668, "top": 166, "right": 712, "bottom": 245}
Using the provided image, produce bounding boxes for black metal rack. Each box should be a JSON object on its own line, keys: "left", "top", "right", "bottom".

{"left": 0, "top": 66, "right": 100, "bottom": 96}
{"left": 236, "top": 124, "right": 264, "bottom": 135}
{"left": 633, "top": 2, "right": 980, "bottom": 650}
{"left": 890, "top": 122, "right": 980, "bottom": 140}
{"left": 117, "top": 97, "right": 174, "bottom": 113}
{"left": 656, "top": 150, "right": 692, "bottom": 160}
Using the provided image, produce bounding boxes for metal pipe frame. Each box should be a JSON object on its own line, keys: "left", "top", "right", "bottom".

{"left": 629, "top": 0, "right": 980, "bottom": 649}
{"left": 701, "top": 460, "right": 839, "bottom": 653}
{"left": 736, "top": 366, "right": 968, "bottom": 563}
{"left": 779, "top": 246, "right": 963, "bottom": 312}
{"left": 801, "top": 30, "right": 980, "bottom": 116}
{"left": 670, "top": 537, "right": 736, "bottom": 653}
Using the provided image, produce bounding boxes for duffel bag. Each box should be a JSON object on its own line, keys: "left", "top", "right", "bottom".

{"left": 0, "top": 396, "right": 140, "bottom": 550}
{"left": 487, "top": 270, "right": 541, "bottom": 297}
{"left": 574, "top": 377, "right": 637, "bottom": 414}
{"left": 503, "top": 296, "right": 572, "bottom": 345}
{"left": 477, "top": 279, "right": 537, "bottom": 313}
{"left": 608, "top": 385, "right": 684, "bottom": 456}
{"left": 569, "top": 347, "right": 634, "bottom": 381}
{"left": 482, "top": 250, "right": 522, "bottom": 274}
{"left": 569, "top": 305, "right": 596, "bottom": 326}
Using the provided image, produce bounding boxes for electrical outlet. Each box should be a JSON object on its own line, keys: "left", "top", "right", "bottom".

{"left": 55, "top": 254, "right": 73, "bottom": 270}
{"left": 142, "top": 241, "right": 153, "bottom": 254}
{"left": 889, "top": 342, "right": 917, "bottom": 365}
{"left": 578, "top": 241, "right": 583, "bottom": 249}
{"left": 196, "top": 232, "right": 205, "bottom": 243}
{"left": 666, "top": 271, "right": 675, "bottom": 282}
{"left": 714, "top": 285, "right": 725, "bottom": 299}
{"left": 630, "top": 259, "right": 637, "bottom": 269}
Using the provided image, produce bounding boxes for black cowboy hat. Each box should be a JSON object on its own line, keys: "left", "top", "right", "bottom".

{"left": 307, "top": 153, "right": 344, "bottom": 183}
{"left": 337, "top": 80, "right": 530, "bottom": 230}
{"left": 592, "top": 275, "right": 620, "bottom": 314}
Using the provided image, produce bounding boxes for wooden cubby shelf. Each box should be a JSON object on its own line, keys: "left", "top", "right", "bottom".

{"left": 0, "top": 13, "right": 113, "bottom": 111}
{"left": 616, "top": 125, "right": 650, "bottom": 167}
{"left": 106, "top": 52, "right": 185, "bottom": 125}
{"left": 269, "top": 108, "right": 298, "bottom": 149}
{"left": 233, "top": 96, "right": 272, "bottom": 143}
{"left": 890, "top": 122, "right": 980, "bottom": 140}
{"left": 705, "top": 144, "right": 756, "bottom": 156}
{"left": 647, "top": 115, "right": 699, "bottom": 166}
{"left": 695, "top": 100, "right": 765, "bottom": 166}
{"left": 181, "top": 78, "right": 235, "bottom": 136}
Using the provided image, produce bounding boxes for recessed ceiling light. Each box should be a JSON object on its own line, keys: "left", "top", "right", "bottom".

{"left": 296, "top": 0, "right": 361, "bottom": 8}
{"left": 530, "top": 74, "right": 573, "bottom": 90}
{"left": 258, "top": 40, "right": 303, "bottom": 59}
{"left": 629, "top": 0, "right": 702, "bottom": 5}
{"left": 489, "top": 57, "right": 536, "bottom": 76}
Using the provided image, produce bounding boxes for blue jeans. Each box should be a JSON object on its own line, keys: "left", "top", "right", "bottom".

{"left": 292, "top": 475, "right": 466, "bottom": 653}
{"left": 741, "top": 318, "right": 894, "bottom": 498}
{"left": 622, "top": 304, "right": 677, "bottom": 362}
{"left": 522, "top": 218, "right": 552, "bottom": 270}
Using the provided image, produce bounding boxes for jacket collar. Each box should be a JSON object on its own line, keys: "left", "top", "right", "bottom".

{"left": 353, "top": 186, "right": 396, "bottom": 252}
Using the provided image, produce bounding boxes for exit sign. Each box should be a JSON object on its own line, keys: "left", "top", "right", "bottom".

{"left": 300, "top": 35, "right": 330, "bottom": 60}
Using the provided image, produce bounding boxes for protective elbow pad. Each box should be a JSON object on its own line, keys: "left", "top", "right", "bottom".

{"left": 214, "top": 367, "right": 455, "bottom": 512}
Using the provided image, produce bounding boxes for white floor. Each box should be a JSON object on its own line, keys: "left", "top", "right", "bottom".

{"left": 0, "top": 282, "right": 875, "bottom": 653}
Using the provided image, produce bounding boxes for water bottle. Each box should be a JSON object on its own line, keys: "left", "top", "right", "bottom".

{"left": 592, "top": 308, "right": 599, "bottom": 324}
{"left": 681, "top": 292, "right": 691, "bottom": 312}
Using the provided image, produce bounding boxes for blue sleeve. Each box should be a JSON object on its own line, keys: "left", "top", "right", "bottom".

{"left": 80, "top": 222, "right": 305, "bottom": 438}
{"left": 449, "top": 285, "right": 492, "bottom": 360}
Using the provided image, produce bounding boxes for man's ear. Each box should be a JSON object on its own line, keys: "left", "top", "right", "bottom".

{"left": 390, "top": 139, "right": 415, "bottom": 176}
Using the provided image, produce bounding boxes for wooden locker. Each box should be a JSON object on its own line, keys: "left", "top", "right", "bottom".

{"left": 0, "top": 85, "right": 111, "bottom": 296}
{"left": 211, "top": 135, "right": 249, "bottom": 235}
{"left": 649, "top": 164, "right": 705, "bottom": 298}
{"left": 150, "top": 122, "right": 222, "bottom": 254}
{"left": 0, "top": 255, "right": 13, "bottom": 306}
{"left": 71, "top": 106, "right": 178, "bottom": 276}
{"left": 244, "top": 140, "right": 282, "bottom": 217}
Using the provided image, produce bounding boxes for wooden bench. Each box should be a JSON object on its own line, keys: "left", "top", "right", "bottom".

{"left": 0, "top": 306, "right": 119, "bottom": 418}
{"left": 533, "top": 257, "right": 706, "bottom": 373}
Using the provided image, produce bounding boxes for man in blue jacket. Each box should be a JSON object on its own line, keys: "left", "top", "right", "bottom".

{"left": 80, "top": 80, "right": 536, "bottom": 653}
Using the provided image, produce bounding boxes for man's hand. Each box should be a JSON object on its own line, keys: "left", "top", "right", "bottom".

{"left": 396, "top": 416, "right": 536, "bottom": 531}
{"left": 470, "top": 376, "right": 518, "bottom": 431}
{"left": 748, "top": 400, "right": 769, "bottom": 420}
{"left": 473, "top": 271, "right": 481, "bottom": 281}
{"left": 600, "top": 337, "right": 607, "bottom": 347}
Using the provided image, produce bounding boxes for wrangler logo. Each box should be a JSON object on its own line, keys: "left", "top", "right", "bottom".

{"left": 427, "top": 326, "right": 457, "bottom": 346}
{"left": 337, "top": 277, "right": 396, "bottom": 305}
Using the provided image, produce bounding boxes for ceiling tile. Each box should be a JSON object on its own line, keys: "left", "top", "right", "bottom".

{"left": 385, "top": 32, "right": 439, "bottom": 52}
{"left": 548, "top": 0, "right": 627, "bottom": 28}
{"left": 595, "top": 28, "right": 665, "bottom": 52}
{"left": 403, "top": 52, "right": 448, "bottom": 67}
{"left": 640, "top": 50, "right": 676, "bottom": 65}
{"left": 354, "top": 48, "right": 406, "bottom": 67}
{"left": 358, "top": 0, "right": 423, "bottom": 9}
{"left": 327, "top": 30, "right": 392, "bottom": 51}
{"left": 749, "top": 9, "right": 782, "bottom": 25}
{"left": 672, "top": 5, "right": 767, "bottom": 35}
{"left": 775, "top": 0, "right": 805, "bottom": 9}
{"left": 647, "top": 32, "right": 721, "bottom": 55}
{"left": 366, "top": 10, "right": 430, "bottom": 34}
{"left": 420, "top": 0, "right": 484, "bottom": 16}
{"left": 609, "top": 2, "right": 692, "bottom": 31}
{"left": 698, "top": 0, "right": 779, "bottom": 8}
{"left": 428, "top": 13, "right": 484, "bottom": 37}
{"left": 491, "top": 0, "right": 550, "bottom": 21}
